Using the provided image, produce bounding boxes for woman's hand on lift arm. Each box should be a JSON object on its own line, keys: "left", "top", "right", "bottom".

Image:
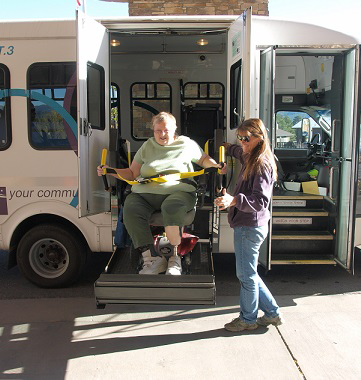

{"left": 222, "top": 142, "right": 231, "bottom": 150}
{"left": 214, "top": 189, "right": 236, "bottom": 210}
{"left": 213, "top": 142, "right": 236, "bottom": 209}
{"left": 197, "top": 153, "right": 227, "bottom": 173}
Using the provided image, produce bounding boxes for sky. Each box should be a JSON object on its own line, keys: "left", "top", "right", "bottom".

{"left": 1, "top": 0, "right": 360, "bottom": 37}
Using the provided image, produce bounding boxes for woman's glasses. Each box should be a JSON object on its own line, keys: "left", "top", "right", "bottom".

{"left": 237, "top": 135, "right": 251, "bottom": 142}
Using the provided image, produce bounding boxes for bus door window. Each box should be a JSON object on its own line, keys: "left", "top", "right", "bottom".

{"left": 87, "top": 61, "right": 105, "bottom": 131}
{"left": 111, "top": 83, "right": 120, "bottom": 131}
{"left": 230, "top": 59, "right": 242, "bottom": 130}
{"left": 356, "top": 78, "right": 361, "bottom": 216}
{"left": 110, "top": 82, "right": 127, "bottom": 170}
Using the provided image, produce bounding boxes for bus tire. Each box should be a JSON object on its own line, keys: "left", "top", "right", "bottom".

{"left": 16, "top": 224, "right": 87, "bottom": 288}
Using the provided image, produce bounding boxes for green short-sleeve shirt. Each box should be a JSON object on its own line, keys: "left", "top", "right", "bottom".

{"left": 132, "top": 136, "right": 204, "bottom": 195}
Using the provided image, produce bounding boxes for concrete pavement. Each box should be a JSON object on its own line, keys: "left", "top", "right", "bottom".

{"left": 1, "top": 252, "right": 361, "bottom": 379}
{"left": 1, "top": 290, "right": 361, "bottom": 379}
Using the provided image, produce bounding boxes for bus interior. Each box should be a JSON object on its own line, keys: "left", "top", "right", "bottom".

{"left": 95, "top": 24, "right": 229, "bottom": 307}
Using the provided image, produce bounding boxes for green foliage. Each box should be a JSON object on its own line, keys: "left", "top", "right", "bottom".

{"left": 35, "top": 109, "right": 65, "bottom": 138}
{"left": 276, "top": 113, "right": 296, "bottom": 141}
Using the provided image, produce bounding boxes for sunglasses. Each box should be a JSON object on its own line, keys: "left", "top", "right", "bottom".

{"left": 237, "top": 135, "right": 251, "bottom": 142}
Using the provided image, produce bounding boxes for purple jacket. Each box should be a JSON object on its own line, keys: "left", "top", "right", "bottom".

{"left": 226, "top": 144, "right": 275, "bottom": 228}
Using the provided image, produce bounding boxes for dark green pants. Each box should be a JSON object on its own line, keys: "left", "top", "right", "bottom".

{"left": 123, "top": 191, "right": 196, "bottom": 249}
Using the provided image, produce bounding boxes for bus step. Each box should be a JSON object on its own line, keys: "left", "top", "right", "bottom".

{"left": 271, "top": 255, "right": 336, "bottom": 265}
{"left": 271, "top": 231, "right": 334, "bottom": 240}
{"left": 271, "top": 234, "right": 333, "bottom": 257}
{"left": 272, "top": 209, "right": 328, "bottom": 216}
{"left": 272, "top": 215, "right": 330, "bottom": 231}
{"left": 273, "top": 192, "right": 324, "bottom": 209}
{"left": 273, "top": 193, "right": 323, "bottom": 200}
{"left": 271, "top": 258, "right": 336, "bottom": 265}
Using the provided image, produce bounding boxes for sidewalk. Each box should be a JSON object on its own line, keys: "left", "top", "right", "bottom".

{"left": 1, "top": 290, "right": 361, "bottom": 379}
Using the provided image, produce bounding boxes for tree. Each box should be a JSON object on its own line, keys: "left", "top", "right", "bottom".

{"left": 276, "top": 113, "right": 297, "bottom": 142}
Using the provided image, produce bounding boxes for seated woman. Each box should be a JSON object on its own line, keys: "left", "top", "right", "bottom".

{"left": 98, "top": 112, "right": 222, "bottom": 275}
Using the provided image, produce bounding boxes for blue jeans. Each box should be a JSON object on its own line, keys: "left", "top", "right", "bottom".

{"left": 234, "top": 225, "right": 280, "bottom": 324}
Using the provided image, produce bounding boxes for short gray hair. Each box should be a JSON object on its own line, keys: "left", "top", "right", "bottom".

{"left": 151, "top": 112, "right": 177, "bottom": 130}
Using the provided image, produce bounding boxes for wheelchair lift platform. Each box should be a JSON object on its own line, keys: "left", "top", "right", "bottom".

{"left": 94, "top": 242, "right": 215, "bottom": 308}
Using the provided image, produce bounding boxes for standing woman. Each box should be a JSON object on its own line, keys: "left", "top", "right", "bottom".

{"left": 215, "top": 118, "right": 284, "bottom": 332}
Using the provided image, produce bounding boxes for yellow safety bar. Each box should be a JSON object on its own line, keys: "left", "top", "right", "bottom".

{"left": 126, "top": 140, "right": 131, "bottom": 167}
{"left": 218, "top": 145, "right": 225, "bottom": 174}
{"left": 100, "top": 139, "right": 224, "bottom": 187}
{"left": 101, "top": 148, "right": 107, "bottom": 166}
{"left": 204, "top": 140, "right": 209, "bottom": 155}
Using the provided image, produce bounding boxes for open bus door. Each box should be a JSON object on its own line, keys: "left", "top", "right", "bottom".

{"left": 334, "top": 46, "right": 360, "bottom": 272}
{"left": 258, "top": 46, "right": 276, "bottom": 270}
{"left": 214, "top": 9, "right": 253, "bottom": 254}
{"left": 76, "top": 11, "right": 110, "bottom": 217}
{"left": 265, "top": 45, "right": 359, "bottom": 270}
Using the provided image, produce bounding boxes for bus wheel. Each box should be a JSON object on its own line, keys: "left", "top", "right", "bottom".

{"left": 16, "top": 224, "right": 87, "bottom": 288}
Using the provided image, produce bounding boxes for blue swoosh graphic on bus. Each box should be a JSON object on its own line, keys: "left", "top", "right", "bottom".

{"left": 0, "top": 89, "right": 78, "bottom": 137}
{"left": 0, "top": 88, "right": 79, "bottom": 208}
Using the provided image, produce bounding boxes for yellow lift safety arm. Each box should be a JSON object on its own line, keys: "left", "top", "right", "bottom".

{"left": 100, "top": 141, "right": 224, "bottom": 188}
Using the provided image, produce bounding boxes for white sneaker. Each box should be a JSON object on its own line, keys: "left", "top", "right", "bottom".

{"left": 139, "top": 250, "right": 167, "bottom": 275}
{"left": 166, "top": 255, "right": 182, "bottom": 275}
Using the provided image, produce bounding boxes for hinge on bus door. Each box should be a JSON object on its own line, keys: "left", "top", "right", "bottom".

{"left": 81, "top": 118, "right": 92, "bottom": 136}
{"left": 80, "top": 118, "right": 87, "bottom": 136}
{"left": 328, "top": 156, "right": 351, "bottom": 167}
{"left": 336, "top": 157, "right": 352, "bottom": 163}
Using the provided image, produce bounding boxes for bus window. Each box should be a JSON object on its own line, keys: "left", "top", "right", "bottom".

{"left": 131, "top": 82, "right": 171, "bottom": 139}
{"left": 27, "top": 62, "right": 77, "bottom": 150}
{"left": 181, "top": 81, "right": 225, "bottom": 148}
{"left": 0, "top": 64, "right": 11, "bottom": 150}
{"left": 183, "top": 82, "right": 224, "bottom": 110}
{"left": 111, "top": 83, "right": 120, "bottom": 130}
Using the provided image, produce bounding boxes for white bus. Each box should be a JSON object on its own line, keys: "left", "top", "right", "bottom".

{"left": 0, "top": 10, "right": 360, "bottom": 305}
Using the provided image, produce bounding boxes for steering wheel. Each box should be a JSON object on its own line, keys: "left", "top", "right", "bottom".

{"left": 323, "top": 136, "right": 332, "bottom": 152}
{"left": 310, "top": 133, "right": 320, "bottom": 145}
{"left": 307, "top": 133, "right": 321, "bottom": 159}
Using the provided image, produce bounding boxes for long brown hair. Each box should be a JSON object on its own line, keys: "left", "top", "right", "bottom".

{"left": 238, "top": 118, "right": 278, "bottom": 180}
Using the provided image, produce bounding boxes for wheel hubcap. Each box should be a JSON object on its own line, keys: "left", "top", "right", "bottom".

{"left": 29, "top": 239, "right": 69, "bottom": 279}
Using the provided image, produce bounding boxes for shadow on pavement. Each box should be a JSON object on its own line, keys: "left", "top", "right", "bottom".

{"left": 214, "top": 251, "right": 361, "bottom": 298}
{"left": 1, "top": 248, "right": 361, "bottom": 378}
